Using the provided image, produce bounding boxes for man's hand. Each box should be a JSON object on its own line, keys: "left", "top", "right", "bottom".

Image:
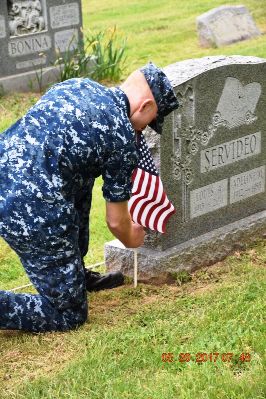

{"left": 130, "top": 223, "right": 146, "bottom": 247}
{"left": 106, "top": 201, "right": 146, "bottom": 248}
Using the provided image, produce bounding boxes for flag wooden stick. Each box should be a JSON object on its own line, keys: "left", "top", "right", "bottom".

{"left": 134, "top": 248, "right": 138, "bottom": 288}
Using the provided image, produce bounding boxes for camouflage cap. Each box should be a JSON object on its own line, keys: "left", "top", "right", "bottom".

{"left": 140, "top": 62, "right": 179, "bottom": 134}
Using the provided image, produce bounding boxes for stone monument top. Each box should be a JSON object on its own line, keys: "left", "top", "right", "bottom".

{"left": 196, "top": 5, "right": 261, "bottom": 48}
{"left": 0, "top": 0, "right": 83, "bottom": 92}
{"left": 164, "top": 55, "right": 265, "bottom": 87}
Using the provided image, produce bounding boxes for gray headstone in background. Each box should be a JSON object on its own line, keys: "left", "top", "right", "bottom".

{"left": 196, "top": 5, "right": 261, "bottom": 48}
{"left": 0, "top": 0, "right": 83, "bottom": 92}
{"left": 105, "top": 56, "right": 266, "bottom": 282}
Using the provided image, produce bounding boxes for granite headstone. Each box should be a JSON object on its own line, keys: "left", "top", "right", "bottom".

{"left": 0, "top": 0, "right": 83, "bottom": 92}
{"left": 196, "top": 5, "right": 261, "bottom": 48}
{"left": 105, "top": 56, "right": 266, "bottom": 281}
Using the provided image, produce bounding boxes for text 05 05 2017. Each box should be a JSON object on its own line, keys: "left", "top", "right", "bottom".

{"left": 161, "top": 352, "right": 251, "bottom": 363}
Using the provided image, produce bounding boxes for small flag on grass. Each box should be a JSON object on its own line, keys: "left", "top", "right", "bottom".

{"left": 129, "top": 133, "right": 175, "bottom": 234}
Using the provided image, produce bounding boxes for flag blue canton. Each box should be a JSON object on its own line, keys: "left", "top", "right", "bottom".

{"left": 136, "top": 134, "right": 158, "bottom": 176}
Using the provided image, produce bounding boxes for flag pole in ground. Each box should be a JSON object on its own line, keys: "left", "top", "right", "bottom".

{"left": 129, "top": 133, "right": 176, "bottom": 288}
{"left": 134, "top": 248, "right": 138, "bottom": 288}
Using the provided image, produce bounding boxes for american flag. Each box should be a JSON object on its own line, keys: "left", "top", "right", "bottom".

{"left": 128, "top": 133, "right": 175, "bottom": 234}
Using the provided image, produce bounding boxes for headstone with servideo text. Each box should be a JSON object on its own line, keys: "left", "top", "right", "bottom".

{"left": 105, "top": 56, "right": 266, "bottom": 282}
{"left": 0, "top": 0, "right": 83, "bottom": 92}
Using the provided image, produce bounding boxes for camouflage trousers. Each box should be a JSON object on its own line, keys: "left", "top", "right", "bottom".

{"left": 0, "top": 179, "right": 95, "bottom": 333}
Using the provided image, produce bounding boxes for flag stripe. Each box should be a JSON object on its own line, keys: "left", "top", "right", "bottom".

{"left": 154, "top": 199, "right": 172, "bottom": 231}
{"left": 144, "top": 187, "right": 165, "bottom": 229}
{"left": 139, "top": 174, "right": 159, "bottom": 227}
{"left": 131, "top": 168, "right": 144, "bottom": 196}
{"left": 159, "top": 205, "right": 176, "bottom": 233}
{"left": 129, "top": 133, "right": 176, "bottom": 234}
{"left": 155, "top": 202, "right": 175, "bottom": 233}
{"left": 135, "top": 173, "right": 153, "bottom": 225}
{"left": 129, "top": 169, "right": 149, "bottom": 216}
{"left": 148, "top": 192, "right": 167, "bottom": 230}
{"left": 134, "top": 172, "right": 158, "bottom": 226}
{"left": 128, "top": 169, "right": 145, "bottom": 212}
{"left": 132, "top": 172, "right": 163, "bottom": 229}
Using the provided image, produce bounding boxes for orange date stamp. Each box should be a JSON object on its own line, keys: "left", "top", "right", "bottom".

{"left": 161, "top": 352, "right": 251, "bottom": 363}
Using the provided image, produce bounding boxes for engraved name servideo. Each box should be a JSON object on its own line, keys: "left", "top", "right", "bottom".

{"left": 8, "top": 34, "right": 51, "bottom": 57}
{"left": 201, "top": 132, "right": 261, "bottom": 173}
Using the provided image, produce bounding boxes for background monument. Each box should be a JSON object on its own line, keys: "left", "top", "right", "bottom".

{"left": 105, "top": 55, "right": 266, "bottom": 282}
{"left": 0, "top": 0, "right": 83, "bottom": 92}
{"left": 196, "top": 5, "right": 261, "bottom": 48}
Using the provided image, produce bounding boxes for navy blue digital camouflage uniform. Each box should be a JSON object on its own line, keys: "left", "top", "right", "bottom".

{"left": 0, "top": 78, "right": 138, "bottom": 332}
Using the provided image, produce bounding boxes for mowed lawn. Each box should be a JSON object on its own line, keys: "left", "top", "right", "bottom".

{"left": 0, "top": 242, "right": 265, "bottom": 399}
{"left": 0, "top": 0, "right": 266, "bottom": 398}
{"left": 84, "top": 0, "right": 266, "bottom": 70}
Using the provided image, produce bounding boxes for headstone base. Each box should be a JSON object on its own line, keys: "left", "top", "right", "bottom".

{"left": 0, "top": 67, "right": 60, "bottom": 94}
{"left": 105, "top": 211, "right": 266, "bottom": 283}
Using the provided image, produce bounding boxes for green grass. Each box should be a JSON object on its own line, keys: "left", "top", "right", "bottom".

{"left": 0, "top": 93, "right": 40, "bottom": 132}
{"left": 0, "top": 0, "right": 266, "bottom": 397}
{"left": 0, "top": 241, "right": 265, "bottom": 398}
{"left": 83, "top": 0, "right": 266, "bottom": 72}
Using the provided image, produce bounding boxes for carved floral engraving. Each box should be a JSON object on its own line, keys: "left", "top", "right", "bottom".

{"left": 172, "top": 87, "right": 197, "bottom": 186}
{"left": 214, "top": 77, "right": 262, "bottom": 129}
{"left": 171, "top": 77, "right": 262, "bottom": 186}
{"left": 8, "top": 0, "right": 46, "bottom": 37}
{"left": 0, "top": 15, "right": 6, "bottom": 38}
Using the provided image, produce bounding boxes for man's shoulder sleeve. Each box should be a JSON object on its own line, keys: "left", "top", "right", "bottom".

{"left": 102, "top": 137, "right": 138, "bottom": 203}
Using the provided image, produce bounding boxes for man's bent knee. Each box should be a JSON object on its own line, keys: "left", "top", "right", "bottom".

{"left": 61, "top": 302, "right": 88, "bottom": 332}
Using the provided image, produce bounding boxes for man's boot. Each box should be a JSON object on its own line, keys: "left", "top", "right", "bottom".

{"left": 84, "top": 269, "right": 124, "bottom": 292}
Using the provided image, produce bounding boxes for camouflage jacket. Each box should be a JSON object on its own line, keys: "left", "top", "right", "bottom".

{"left": 0, "top": 78, "right": 138, "bottom": 253}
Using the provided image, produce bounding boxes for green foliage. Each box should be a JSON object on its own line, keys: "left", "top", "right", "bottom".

{"left": 54, "top": 35, "right": 92, "bottom": 82}
{"left": 86, "top": 26, "right": 127, "bottom": 82}
{"left": 174, "top": 270, "right": 193, "bottom": 286}
{"left": 32, "top": 53, "right": 47, "bottom": 93}
{"left": 54, "top": 26, "right": 127, "bottom": 83}
{"left": 0, "top": 92, "right": 40, "bottom": 133}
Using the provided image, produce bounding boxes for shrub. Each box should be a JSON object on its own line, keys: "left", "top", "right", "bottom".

{"left": 54, "top": 34, "right": 92, "bottom": 82}
{"left": 87, "top": 26, "right": 127, "bottom": 82}
{"left": 54, "top": 26, "right": 127, "bottom": 83}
